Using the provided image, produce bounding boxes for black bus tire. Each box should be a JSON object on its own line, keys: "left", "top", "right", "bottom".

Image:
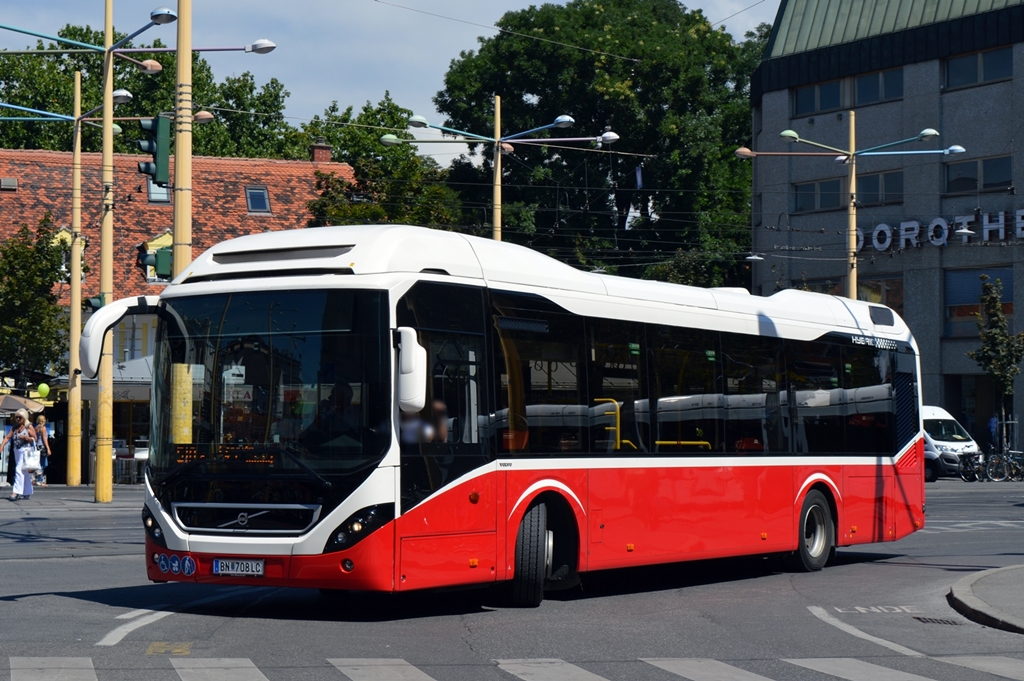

{"left": 788, "top": 490, "right": 833, "bottom": 572}
{"left": 510, "top": 502, "right": 547, "bottom": 607}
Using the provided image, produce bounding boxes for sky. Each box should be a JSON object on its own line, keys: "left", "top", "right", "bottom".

{"left": 0, "top": 0, "right": 779, "bottom": 155}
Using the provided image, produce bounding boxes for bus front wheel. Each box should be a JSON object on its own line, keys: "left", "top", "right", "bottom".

{"left": 510, "top": 502, "right": 548, "bottom": 607}
{"left": 788, "top": 490, "right": 833, "bottom": 572}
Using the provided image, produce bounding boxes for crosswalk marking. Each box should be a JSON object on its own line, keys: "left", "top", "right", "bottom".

{"left": 329, "top": 659, "right": 439, "bottom": 681}
{"left": 10, "top": 654, "right": 1024, "bottom": 680}
{"left": 171, "top": 658, "right": 270, "bottom": 681}
{"left": 643, "top": 658, "right": 776, "bottom": 681}
{"left": 495, "top": 658, "right": 610, "bottom": 681}
{"left": 938, "top": 656, "right": 1024, "bottom": 680}
{"left": 10, "top": 657, "right": 97, "bottom": 681}
{"left": 785, "top": 658, "right": 936, "bottom": 681}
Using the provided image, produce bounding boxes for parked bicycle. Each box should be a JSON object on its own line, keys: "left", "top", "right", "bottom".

{"left": 986, "top": 450, "right": 1024, "bottom": 482}
{"left": 959, "top": 450, "right": 989, "bottom": 482}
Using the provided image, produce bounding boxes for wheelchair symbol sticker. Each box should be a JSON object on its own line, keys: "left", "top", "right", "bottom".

{"left": 158, "top": 554, "right": 169, "bottom": 573}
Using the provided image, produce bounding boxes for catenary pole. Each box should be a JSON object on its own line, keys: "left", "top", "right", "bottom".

{"left": 492, "top": 94, "right": 502, "bottom": 242}
{"left": 67, "top": 71, "right": 83, "bottom": 487}
{"left": 846, "top": 110, "right": 857, "bottom": 301}
{"left": 96, "top": 0, "right": 114, "bottom": 502}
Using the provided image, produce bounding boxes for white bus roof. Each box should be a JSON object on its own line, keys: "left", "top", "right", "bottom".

{"left": 171, "top": 224, "right": 909, "bottom": 341}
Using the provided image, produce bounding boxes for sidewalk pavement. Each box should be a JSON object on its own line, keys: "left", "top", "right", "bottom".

{"left": 0, "top": 482, "right": 145, "bottom": 511}
{"left": 949, "top": 565, "right": 1024, "bottom": 635}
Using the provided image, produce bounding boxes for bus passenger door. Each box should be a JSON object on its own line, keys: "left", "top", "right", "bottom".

{"left": 393, "top": 282, "right": 497, "bottom": 591}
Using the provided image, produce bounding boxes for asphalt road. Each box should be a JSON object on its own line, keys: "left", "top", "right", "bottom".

{"left": 1, "top": 479, "right": 1022, "bottom": 681}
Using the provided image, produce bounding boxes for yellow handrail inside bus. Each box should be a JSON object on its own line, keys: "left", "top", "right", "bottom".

{"left": 655, "top": 440, "right": 712, "bottom": 450}
{"left": 594, "top": 398, "right": 637, "bottom": 450}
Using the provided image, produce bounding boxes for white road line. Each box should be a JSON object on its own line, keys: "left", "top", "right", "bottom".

{"left": 96, "top": 587, "right": 257, "bottom": 646}
{"left": 171, "top": 658, "right": 270, "bottom": 681}
{"left": 495, "top": 658, "right": 610, "bottom": 681}
{"left": 10, "top": 657, "right": 97, "bottom": 681}
{"left": 115, "top": 604, "right": 169, "bottom": 620}
{"left": 328, "top": 658, "right": 439, "bottom": 681}
{"left": 806, "top": 606, "right": 924, "bottom": 657}
{"left": 785, "top": 658, "right": 935, "bottom": 681}
{"left": 937, "top": 656, "right": 1024, "bottom": 680}
{"left": 643, "top": 658, "right": 776, "bottom": 680}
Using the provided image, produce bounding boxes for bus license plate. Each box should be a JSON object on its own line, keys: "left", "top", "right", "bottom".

{"left": 212, "top": 559, "right": 264, "bottom": 576}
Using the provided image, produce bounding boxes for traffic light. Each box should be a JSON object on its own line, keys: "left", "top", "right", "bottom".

{"left": 136, "top": 244, "right": 172, "bottom": 280}
{"left": 138, "top": 116, "right": 170, "bottom": 186}
{"left": 85, "top": 295, "right": 104, "bottom": 311}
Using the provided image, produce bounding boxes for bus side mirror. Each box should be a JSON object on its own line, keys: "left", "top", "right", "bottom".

{"left": 80, "top": 295, "right": 160, "bottom": 378}
{"left": 396, "top": 326, "right": 427, "bottom": 413}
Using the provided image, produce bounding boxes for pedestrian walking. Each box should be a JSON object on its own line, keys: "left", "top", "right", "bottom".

{"left": 34, "top": 414, "right": 51, "bottom": 487}
{"left": 1, "top": 409, "right": 37, "bottom": 501}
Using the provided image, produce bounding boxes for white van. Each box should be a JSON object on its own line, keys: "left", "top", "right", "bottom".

{"left": 922, "top": 406, "right": 978, "bottom": 481}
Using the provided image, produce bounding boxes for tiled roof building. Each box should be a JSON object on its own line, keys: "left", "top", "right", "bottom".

{"left": 0, "top": 145, "right": 354, "bottom": 301}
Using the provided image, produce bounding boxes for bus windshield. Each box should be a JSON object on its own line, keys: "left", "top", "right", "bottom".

{"left": 150, "top": 289, "right": 390, "bottom": 486}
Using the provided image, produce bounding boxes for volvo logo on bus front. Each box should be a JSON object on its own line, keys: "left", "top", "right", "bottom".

{"left": 237, "top": 513, "right": 248, "bottom": 527}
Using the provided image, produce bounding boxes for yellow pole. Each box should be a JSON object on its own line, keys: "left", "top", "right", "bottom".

{"left": 171, "top": 0, "right": 194, "bottom": 446}
{"left": 173, "top": 0, "right": 193, "bottom": 278}
{"left": 67, "top": 70, "right": 83, "bottom": 487}
{"left": 845, "top": 109, "right": 857, "bottom": 301}
{"left": 492, "top": 94, "right": 501, "bottom": 242}
{"left": 96, "top": 0, "right": 114, "bottom": 502}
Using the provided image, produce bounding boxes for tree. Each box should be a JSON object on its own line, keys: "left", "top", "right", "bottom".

{"left": 0, "top": 25, "right": 294, "bottom": 160}
{"left": 434, "top": 0, "right": 768, "bottom": 285}
{"left": 305, "top": 94, "right": 463, "bottom": 228}
{"left": 967, "top": 274, "right": 1024, "bottom": 452}
{"left": 0, "top": 213, "right": 70, "bottom": 391}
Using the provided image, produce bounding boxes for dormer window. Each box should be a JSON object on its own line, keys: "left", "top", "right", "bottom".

{"left": 246, "top": 186, "right": 270, "bottom": 213}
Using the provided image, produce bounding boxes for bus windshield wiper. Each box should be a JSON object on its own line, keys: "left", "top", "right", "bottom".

{"left": 276, "top": 443, "right": 333, "bottom": 492}
{"left": 154, "top": 455, "right": 211, "bottom": 488}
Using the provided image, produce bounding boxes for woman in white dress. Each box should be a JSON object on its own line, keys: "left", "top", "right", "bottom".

{"left": 1, "top": 409, "right": 37, "bottom": 501}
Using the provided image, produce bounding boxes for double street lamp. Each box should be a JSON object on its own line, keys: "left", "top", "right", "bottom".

{"left": 736, "top": 109, "right": 965, "bottom": 300}
{"left": 380, "top": 95, "right": 618, "bottom": 241}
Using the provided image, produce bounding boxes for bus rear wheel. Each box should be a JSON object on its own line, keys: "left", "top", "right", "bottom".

{"left": 788, "top": 490, "right": 833, "bottom": 572}
{"left": 510, "top": 502, "right": 548, "bottom": 607}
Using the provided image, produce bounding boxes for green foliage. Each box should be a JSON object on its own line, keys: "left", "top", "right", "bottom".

{"left": 305, "top": 94, "right": 463, "bottom": 228}
{"left": 967, "top": 275, "right": 1024, "bottom": 397}
{"left": 0, "top": 213, "right": 70, "bottom": 387}
{"left": 0, "top": 25, "right": 294, "bottom": 159}
{"left": 435, "top": 0, "right": 768, "bottom": 286}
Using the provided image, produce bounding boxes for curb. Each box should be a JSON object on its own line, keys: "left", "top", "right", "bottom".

{"left": 948, "top": 564, "right": 1024, "bottom": 635}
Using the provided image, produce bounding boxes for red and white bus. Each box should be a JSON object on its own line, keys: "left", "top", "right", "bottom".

{"left": 81, "top": 225, "right": 924, "bottom": 606}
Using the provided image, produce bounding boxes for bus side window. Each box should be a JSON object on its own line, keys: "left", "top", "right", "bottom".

{"left": 587, "top": 319, "right": 647, "bottom": 455}
{"left": 647, "top": 325, "right": 724, "bottom": 454}
{"left": 490, "top": 292, "right": 587, "bottom": 456}
{"left": 844, "top": 344, "right": 894, "bottom": 454}
{"left": 721, "top": 334, "right": 784, "bottom": 455}
{"left": 785, "top": 340, "right": 845, "bottom": 455}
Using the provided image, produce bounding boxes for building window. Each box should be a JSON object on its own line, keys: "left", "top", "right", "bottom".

{"left": 856, "top": 68, "right": 903, "bottom": 105}
{"left": 946, "top": 47, "right": 1012, "bottom": 89}
{"left": 858, "top": 171, "right": 903, "bottom": 205}
{"left": 946, "top": 156, "right": 1012, "bottom": 194}
{"left": 945, "top": 267, "right": 1013, "bottom": 337}
{"left": 246, "top": 186, "right": 271, "bottom": 213}
{"left": 147, "top": 177, "right": 170, "bottom": 203}
{"left": 792, "top": 80, "right": 841, "bottom": 116}
{"left": 793, "top": 178, "right": 842, "bottom": 212}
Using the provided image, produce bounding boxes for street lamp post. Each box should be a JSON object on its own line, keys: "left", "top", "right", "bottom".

{"left": 97, "top": 4, "right": 177, "bottom": 503}
{"left": 382, "top": 95, "right": 616, "bottom": 241}
{"left": 735, "top": 114, "right": 964, "bottom": 300}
